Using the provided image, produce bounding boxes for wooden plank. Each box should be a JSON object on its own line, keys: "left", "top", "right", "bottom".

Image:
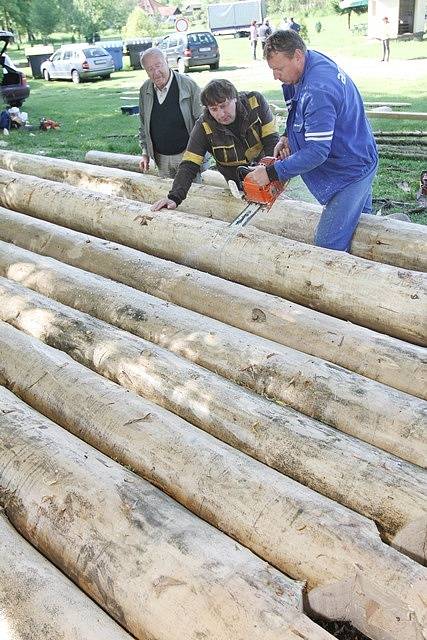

{"left": 366, "top": 110, "right": 427, "bottom": 121}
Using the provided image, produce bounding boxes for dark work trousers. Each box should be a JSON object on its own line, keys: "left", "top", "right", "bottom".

{"left": 382, "top": 38, "right": 390, "bottom": 61}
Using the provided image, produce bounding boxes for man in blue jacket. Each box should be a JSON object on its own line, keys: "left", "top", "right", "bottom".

{"left": 249, "top": 30, "right": 378, "bottom": 252}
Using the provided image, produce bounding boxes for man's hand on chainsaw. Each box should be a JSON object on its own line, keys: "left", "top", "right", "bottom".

{"left": 151, "top": 198, "right": 177, "bottom": 211}
{"left": 246, "top": 164, "right": 270, "bottom": 187}
{"left": 274, "top": 136, "right": 291, "bottom": 160}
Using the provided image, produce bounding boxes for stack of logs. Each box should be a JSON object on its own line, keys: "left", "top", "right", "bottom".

{"left": 0, "top": 150, "right": 425, "bottom": 640}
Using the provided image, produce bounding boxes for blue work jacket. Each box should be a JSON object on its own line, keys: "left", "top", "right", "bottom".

{"left": 274, "top": 50, "right": 378, "bottom": 204}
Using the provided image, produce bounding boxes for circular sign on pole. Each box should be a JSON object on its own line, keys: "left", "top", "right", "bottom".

{"left": 175, "top": 17, "right": 189, "bottom": 33}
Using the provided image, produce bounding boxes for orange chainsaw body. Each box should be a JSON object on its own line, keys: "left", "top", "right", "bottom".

{"left": 242, "top": 156, "right": 285, "bottom": 208}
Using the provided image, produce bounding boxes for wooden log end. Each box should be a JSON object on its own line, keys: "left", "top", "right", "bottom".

{"left": 306, "top": 573, "right": 427, "bottom": 640}
{"left": 390, "top": 516, "right": 427, "bottom": 566}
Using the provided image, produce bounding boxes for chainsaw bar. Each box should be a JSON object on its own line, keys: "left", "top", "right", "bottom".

{"left": 229, "top": 202, "right": 263, "bottom": 227}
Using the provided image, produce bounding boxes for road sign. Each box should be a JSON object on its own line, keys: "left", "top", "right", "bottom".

{"left": 175, "top": 17, "right": 189, "bottom": 33}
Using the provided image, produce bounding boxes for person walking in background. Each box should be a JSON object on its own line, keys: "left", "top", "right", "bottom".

{"left": 289, "top": 18, "right": 301, "bottom": 33}
{"left": 258, "top": 19, "right": 272, "bottom": 53}
{"left": 138, "top": 47, "right": 203, "bottom": 178}
{"left": 280, "top": 16, "right": 291, "bottom": 30}
{"left": 249, "top": 20, "right": 258, "bottom": 60}
{"left": 380, "top": 17, "right": 391, "bottom": 61}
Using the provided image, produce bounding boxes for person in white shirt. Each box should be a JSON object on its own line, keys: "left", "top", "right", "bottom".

{"left": 138, "top": 47, "right": 203, "bottom": 178}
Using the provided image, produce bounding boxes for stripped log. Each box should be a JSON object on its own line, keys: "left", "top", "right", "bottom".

{"left": 1, "top": 381, "right": 426, "bottom": 640}
{"left": 1, "top": 321, "right": 425, "bottom": 565}
{"left": 0, "top": 244, "right": 426, "bottom": 469}
{"left": 0, "top": 510, "right": 133, "bottom": 640}
{"left": 0, "top": 275, "right": 424, "bottom": 475}
{"left": 0, "top": 385, "right": 324, "bottom": 640}
{"left": 0, "top": 170, "right": 425, "bottom": 344}
{"left": 1, "top": 150, "right": 426, "bottom": 272}
{"left": 1, "top": 208, "right": 425, "bottom": 399}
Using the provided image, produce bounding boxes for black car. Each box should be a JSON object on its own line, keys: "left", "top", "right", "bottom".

{"left": 157, "top": 31, "right": 220, "bottom": 74}
{"left": 1, "top": 30, "right": 30, "bottom": 108}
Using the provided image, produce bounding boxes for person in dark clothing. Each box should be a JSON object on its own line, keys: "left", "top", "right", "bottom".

{"left": 138, "top": 47, "right": 203, "bottom": 178}
{"left": 289, "top": 18, "right": 301, "bottom": 32}
{"left": 150, "top": 79, "right": 279, "bottom": 210}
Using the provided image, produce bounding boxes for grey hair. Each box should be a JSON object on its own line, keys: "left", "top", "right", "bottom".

{"left": 139, "top": 47, "right": 167, "bottom": 66}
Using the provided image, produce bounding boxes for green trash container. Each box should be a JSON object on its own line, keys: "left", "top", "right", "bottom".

{"left": 25, "top": 46, "right": 54, "bottom": 79}
{"left": 126, "top": 40, "right": 152, "bottom": 70}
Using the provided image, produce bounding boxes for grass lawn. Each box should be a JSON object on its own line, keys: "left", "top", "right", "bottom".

{"left": 4, "top": 13, "right": 427, "bottom": 222}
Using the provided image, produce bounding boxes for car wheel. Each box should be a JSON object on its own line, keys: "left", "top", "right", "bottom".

{"left": 43, "top": 69, "right": 51, "bottom": 81}
{"left": 210, "top": 62, "right": 219, "bottom": 71}
{"left": 104, "top": 74, "right": 111, "bottom": 79}
{"left": 177, "top": 58, "right": 187, "bottom": 74}
{"left": 71, "top": 70, "right": 81, "bottom": 84}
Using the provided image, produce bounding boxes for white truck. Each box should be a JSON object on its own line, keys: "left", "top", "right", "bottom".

{"left": 207, "top": 0, "right": 266, "bottom": 37}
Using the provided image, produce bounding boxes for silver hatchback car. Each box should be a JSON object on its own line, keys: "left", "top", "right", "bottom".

{"left": 41, "top": 44, "right": 114, "bottom": 84}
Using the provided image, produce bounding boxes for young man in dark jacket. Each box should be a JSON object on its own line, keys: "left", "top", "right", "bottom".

{"left": 151, "top": 79, "right": 279, "bottom": 211}
{"left": 249, "top": 30, "right": 378, "bottom": 252}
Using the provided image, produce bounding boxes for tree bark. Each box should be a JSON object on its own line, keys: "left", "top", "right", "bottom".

{"left": 0, "top": 510, "right": 133, "bottom": 640}
{"left": 1, "top": 321, "right": 425, "bottom": 565}
{"left": 0, "top": 242, "right": 425, "bottom": 468}
{"left": 1, "top": 382, "right": 426, "bottom": 640}
{"left": 0, "top": 207, "right": 424, "bottom": 399}
{"left": 0, "top": 150, "right": 426, "bottom": 272}
{"left": 0, "top": 386, "right": 322, "bottom": 640}
{"left": 0, "top": 169, "right": 424, "bottom": 345}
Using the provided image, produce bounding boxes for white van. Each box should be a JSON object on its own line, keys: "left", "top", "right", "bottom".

{"left": 41, "top": 44, "right": 114, "bottom": 84}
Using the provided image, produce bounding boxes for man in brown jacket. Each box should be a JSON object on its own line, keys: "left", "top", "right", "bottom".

{"left": 151, "top": 79, "right": 279, "bottom": 210}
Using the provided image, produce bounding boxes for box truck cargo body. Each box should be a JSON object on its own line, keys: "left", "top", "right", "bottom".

{"left": 208, "top": 0, "right": 266, "bottom": 37}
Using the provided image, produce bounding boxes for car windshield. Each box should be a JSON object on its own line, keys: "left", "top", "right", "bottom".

{"left": 188, "top": 33, "right": 215, "bottom": 45}
{"left": 83, "top": 48, "right": 109, "bottom": 58}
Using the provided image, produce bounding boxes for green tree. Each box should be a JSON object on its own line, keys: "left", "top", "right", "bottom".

{"left": 30, "top": 0, "right": 62, "bottom": 39}
{"left": 331, "top": 0, "right": 368, "bottom": 29}
{"left": 123, "top": 7, "right": 159, "bottom": 38}
{"left": 0, "top": 0, "right": 34, "bottom": 43}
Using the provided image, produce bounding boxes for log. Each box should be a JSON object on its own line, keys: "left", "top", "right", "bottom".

{"left": 2, "top": 149, "right": 426, "bottom": 272}
{"left": 0, "top": 244, "right": 425, "bottom": 470}
{"left": 0, "top": 272, "right": 424, "bottom": 467}
{"left": 0, "top": 385, "right": 324, "bottom": 640}
{"left": 0, "top": 510, "right": 133, "bottom": 640}
{"left": 1, "top": 321, "right": 425, "bottom": 564}
{"left": 0, "top": 207, "right": 425, "bottom": 399}
{"left": 1, "top": 382, "right": 427, "bottom": 640}
{"left": 0, "top": 169, "right": 425, "bottom": 344}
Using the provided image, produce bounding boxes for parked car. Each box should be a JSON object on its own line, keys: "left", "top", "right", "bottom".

{"left": 0, "top": 30, "right": 30, "bottom": 108}
{"left": 157, "top": 31, "right": 219, "bottom": 73}
{"left": 40, "top": 44, "right": 115, "bottom": 84}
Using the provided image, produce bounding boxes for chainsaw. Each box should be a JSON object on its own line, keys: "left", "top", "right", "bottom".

{"left": 228, "top": 157, "right": 287, "bottom": 227}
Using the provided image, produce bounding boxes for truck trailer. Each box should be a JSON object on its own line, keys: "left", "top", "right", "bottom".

{"left": 207, "top": 0, "right": 266, "bottom": 37}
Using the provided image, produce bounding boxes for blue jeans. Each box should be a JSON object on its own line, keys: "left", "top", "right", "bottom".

{"left": 314, "top": 163, "right": 377, "bottom": 252}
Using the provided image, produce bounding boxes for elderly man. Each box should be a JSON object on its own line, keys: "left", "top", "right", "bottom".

{"left": 151, "top": 78, "right": 279, "bottom": 211}
{"left": 138, "top": 47, "right": 203, "bottom": 178}
{"left": 249, "top": 30, "right": 378, "bottom": 252}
